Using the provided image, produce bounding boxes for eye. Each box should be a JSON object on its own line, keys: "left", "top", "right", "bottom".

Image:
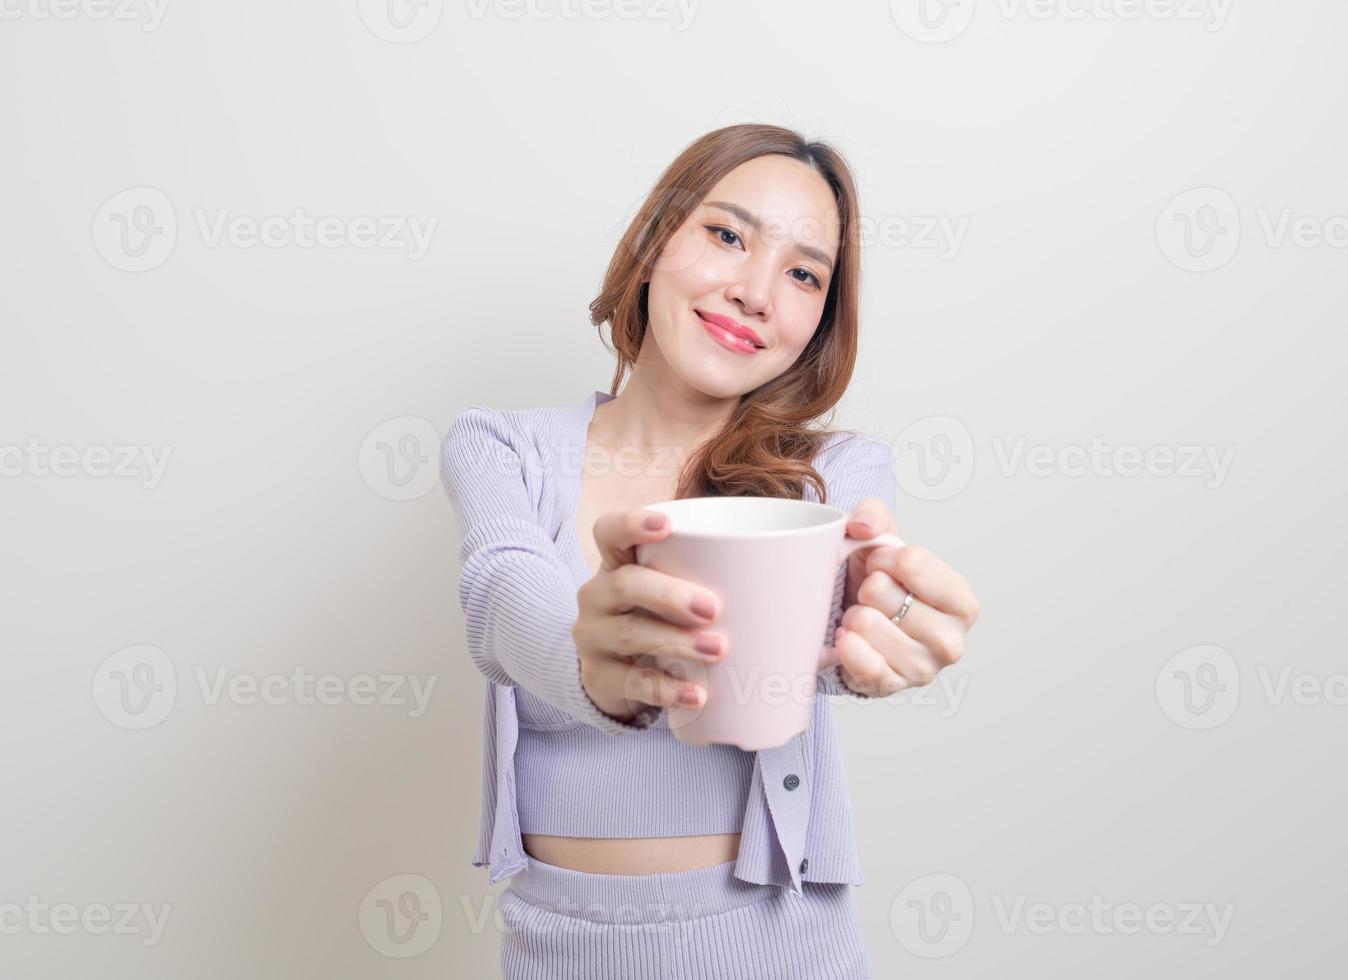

{"left": 791, "top": 268, "right": 822, "bottom": 289}
{"left": 707, "top": 224, "right": 823, "bottom": 290}
{"left": 705, "top": 224, "right": 743, "bottom": 249}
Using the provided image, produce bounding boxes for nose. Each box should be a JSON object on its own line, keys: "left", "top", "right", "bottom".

{"left": 725, "top": 254, "right": 774, "bottom": 320}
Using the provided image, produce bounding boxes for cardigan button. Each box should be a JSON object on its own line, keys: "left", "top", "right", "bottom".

{"left": 783, "top": 773, "right": 800, "bottom": 791}
{"left": 799, "top": 858, "right": 809, "bottom": 875}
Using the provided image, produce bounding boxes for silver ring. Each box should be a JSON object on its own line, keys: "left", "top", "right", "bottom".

{"left": 891, "top": 591, "right": 915, "bottom": 625}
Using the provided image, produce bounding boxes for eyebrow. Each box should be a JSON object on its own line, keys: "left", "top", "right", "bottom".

{"left": 702, "top": 200, "right": 835, "bottom": 273}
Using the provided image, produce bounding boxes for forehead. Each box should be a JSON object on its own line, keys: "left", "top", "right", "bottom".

{"left": 701, "top": 154, "right": 840, "bottom": 251}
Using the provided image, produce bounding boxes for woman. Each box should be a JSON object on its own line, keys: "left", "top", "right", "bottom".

{"left": 442, "top": 123, "right": 980, "bottom": 979}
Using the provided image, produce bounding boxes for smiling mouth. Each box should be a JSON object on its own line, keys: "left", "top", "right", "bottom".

{"left": 694, "top": 310, "right": 765, "bottom": 351}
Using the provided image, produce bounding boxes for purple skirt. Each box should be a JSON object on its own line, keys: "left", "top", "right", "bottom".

{"left": 499, "top": 853, "right": 872, "bottom": 979}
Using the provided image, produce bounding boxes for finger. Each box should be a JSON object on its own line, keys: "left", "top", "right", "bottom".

{"left": 865, "top": 544, "right": 980, "bottom": 623}
{"left": 855, "top": 568, "right": 908, "bottom": 615}
{"left": 855, "top": 569, "right": 958, "bottom": 663}
{"left": 600, "top": 561, "right": 721, "bottom": 628}
{"left": 834, "top": 625, "right": 908, "bottom": 697}
{"left": 598, "top": 654, "right": 704, "bottom": 711}
{"left": 840, "top": 603, "right": 941, "bottom": 687}
{"left": 845, "top": 497, "right": 896, "bottom": 537}
{"left": 600, "top": 610, "right": 727, "bottom": 667}
{"left": 879, "top": 597, "right": 966, "bottom": 668}
{"left": 593, "top": 507, "right": 673, "bottom": 573}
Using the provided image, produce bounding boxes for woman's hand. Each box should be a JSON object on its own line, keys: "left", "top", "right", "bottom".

{"left": 832, "top": 498, "right": 981, "bottom": 697}
{"left": 573, "top": 508, "right": 726, "bottom": 724}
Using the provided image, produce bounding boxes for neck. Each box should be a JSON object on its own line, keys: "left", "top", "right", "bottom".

{"left": 595, "top": 357, "right": 740, "bottom": 457}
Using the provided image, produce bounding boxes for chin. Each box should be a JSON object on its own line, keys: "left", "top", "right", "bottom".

{"left": 677, "top": 366, "right": 759, "bottom": 402}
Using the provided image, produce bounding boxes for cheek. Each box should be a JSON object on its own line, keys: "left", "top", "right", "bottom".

{"left": 773, "top": 295, "right": 827, "bottom": 353}
{"left": 653, "top": 227, "right": 716, "bottom": 280}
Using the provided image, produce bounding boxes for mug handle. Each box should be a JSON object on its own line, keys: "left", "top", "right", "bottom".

{"left": 818, "top": 532, "right": 907, "bottom": 670}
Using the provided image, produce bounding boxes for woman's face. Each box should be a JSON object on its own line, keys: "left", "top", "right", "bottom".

{"left": 644, "top": 154, "right": 841, "bottom": 400}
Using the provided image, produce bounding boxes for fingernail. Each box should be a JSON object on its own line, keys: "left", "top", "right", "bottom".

{"left": 851, "top": 517, "right": 873, "bottom": 531}
{"left": 690, "top": 594, "right": 716, "bottom": 620}
{"left": 834, "top": 626, "right": 846, "bottom": 643}
{"left": 644, "top": 514, "right": 667, "bottom": 531}
{"left": 678, "top": 686, "right": 701, "bottom": 706}
{"left": 694, "top": 633, "right": 721, "bottom": 656}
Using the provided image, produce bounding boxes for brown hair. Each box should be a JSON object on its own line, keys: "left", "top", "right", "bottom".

{"left": 588, "top": 123, "right": 864, "bottom": 506}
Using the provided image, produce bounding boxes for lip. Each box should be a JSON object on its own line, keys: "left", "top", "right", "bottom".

{"left": 694, "top": 309, "right": 765, "bottom": 351}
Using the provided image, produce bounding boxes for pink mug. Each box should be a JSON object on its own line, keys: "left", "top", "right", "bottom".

{"left": 634, "top": 496, "right": 905, "bottom": 751}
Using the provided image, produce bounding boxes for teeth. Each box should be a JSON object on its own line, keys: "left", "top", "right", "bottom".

{"left": 701, "top": 313, "right": 758, "bottom": 350}
{"left": 721, "top": 327, "right": 754, "bottom": 349}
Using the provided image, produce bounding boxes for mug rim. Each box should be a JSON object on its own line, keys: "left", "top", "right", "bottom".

{"left": 642, "top": 497, "right": 849, "bottom": 540}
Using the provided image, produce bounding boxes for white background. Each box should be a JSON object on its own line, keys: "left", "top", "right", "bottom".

{"left": 1, "top": 1, "right": 1344, "bottom": 976}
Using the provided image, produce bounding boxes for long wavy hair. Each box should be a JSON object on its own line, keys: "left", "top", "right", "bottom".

{"left": 588, "top": 123, "right": 863, "bottom": 506}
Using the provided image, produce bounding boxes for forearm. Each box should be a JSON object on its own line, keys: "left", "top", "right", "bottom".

{"left": 460, "top": 543, "right": 660, "bottom": 734}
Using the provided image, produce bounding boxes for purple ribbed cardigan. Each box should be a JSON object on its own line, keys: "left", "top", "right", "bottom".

{"left": 441, "top": 389, "right": 898, "bottom": 897}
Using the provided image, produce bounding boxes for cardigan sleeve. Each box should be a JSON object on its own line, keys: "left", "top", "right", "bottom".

{"left": 812, "top": 433, "right": 900, "bottom": 699}
{"left": 441, "top": 406, "right": 663, "bottom": 735}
